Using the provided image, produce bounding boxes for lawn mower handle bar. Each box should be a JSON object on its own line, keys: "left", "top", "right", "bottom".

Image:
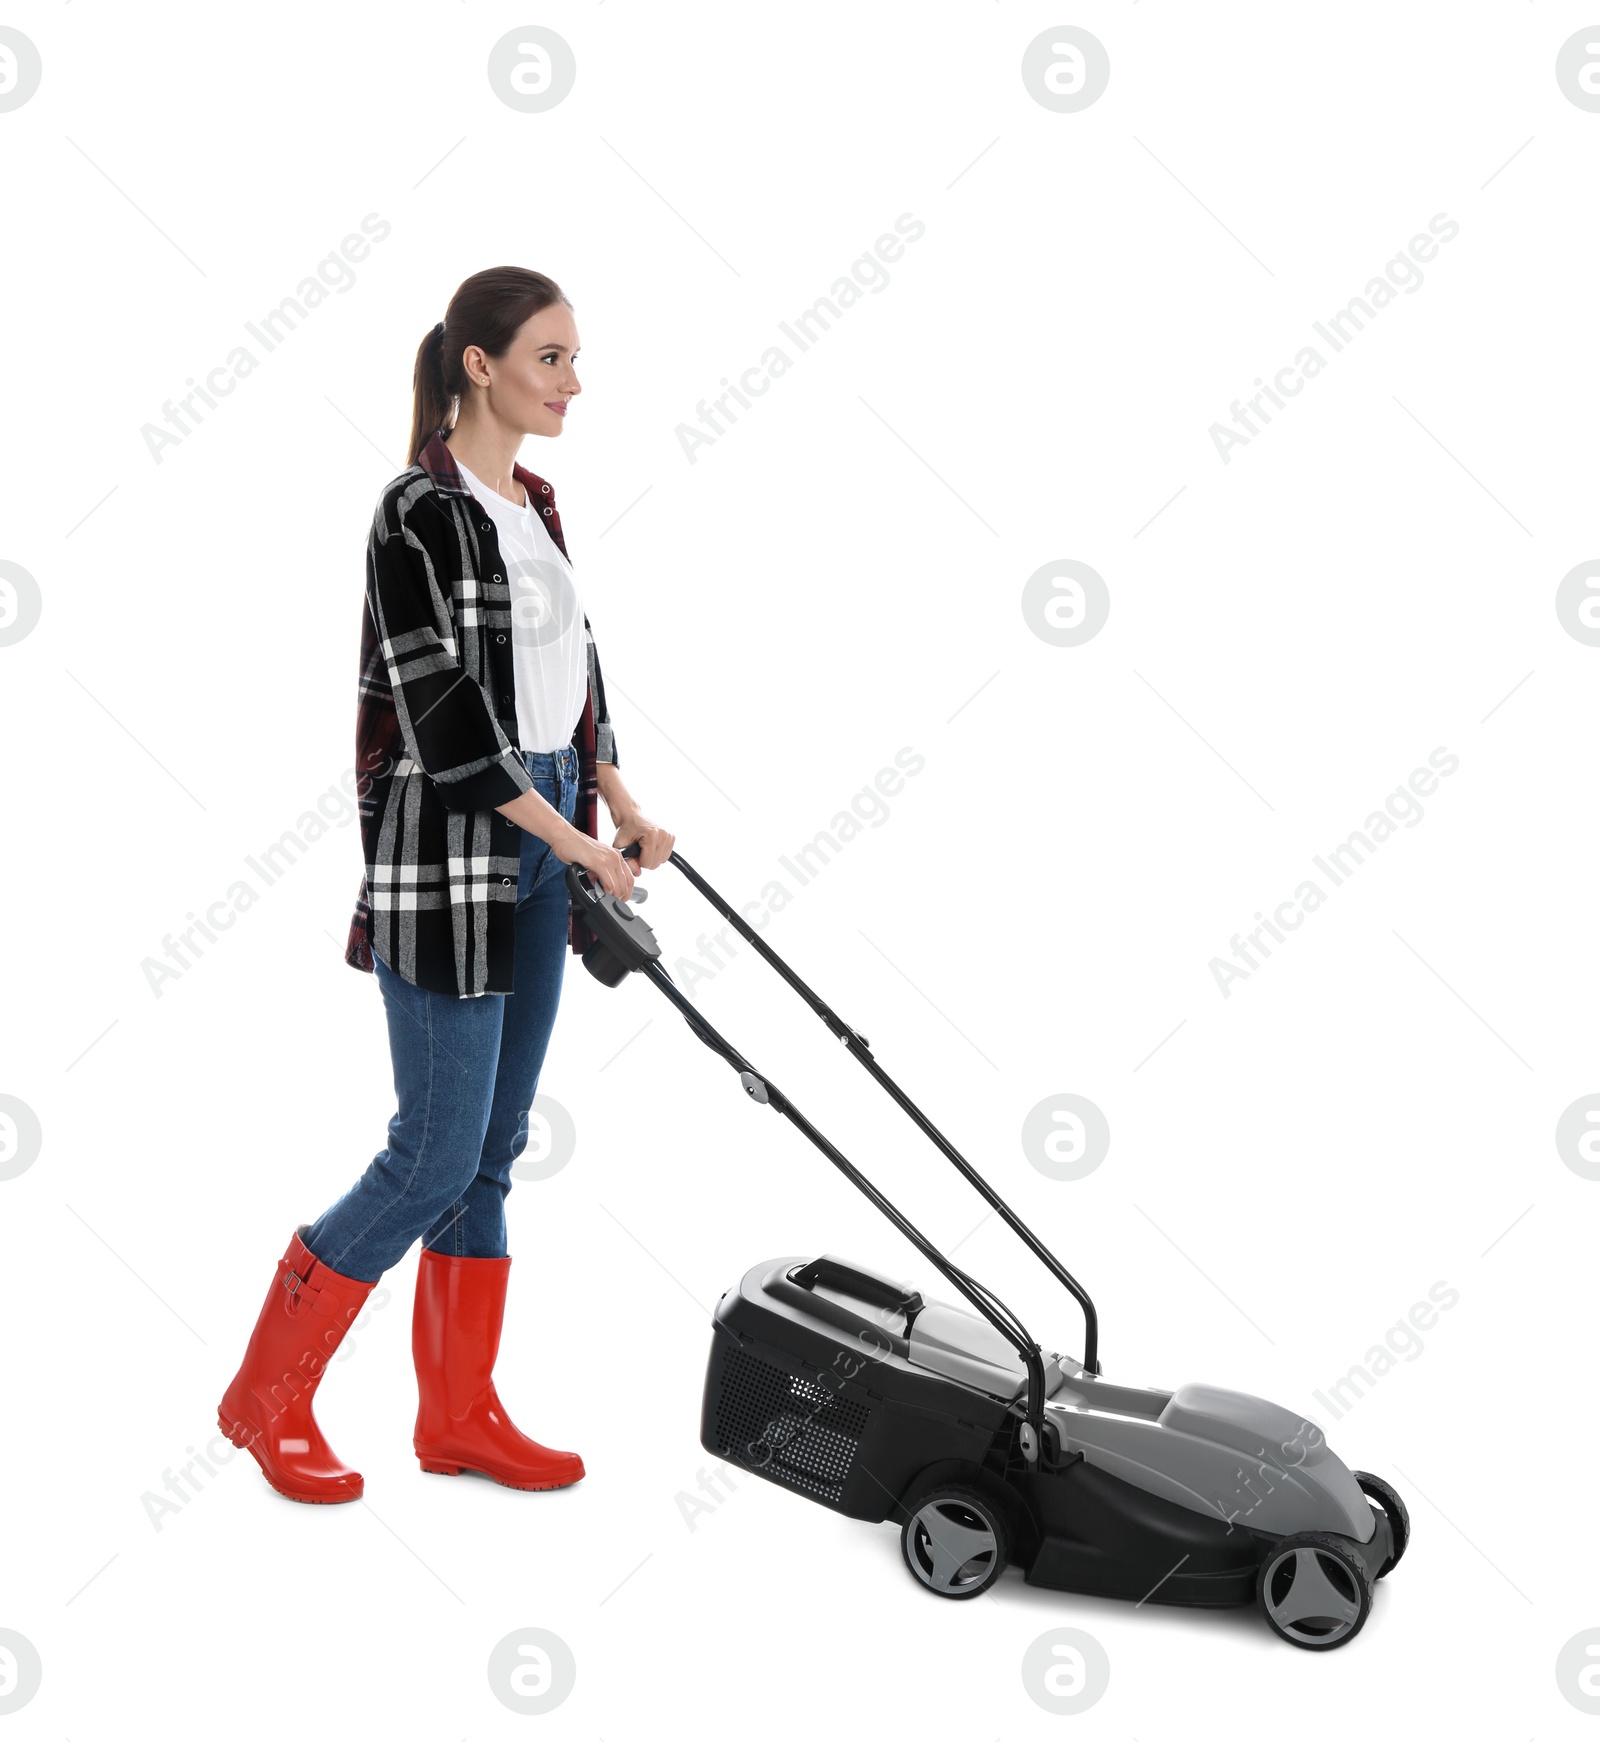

{"left": 613, "top": 843, "right": 1101, "bottom": 1404}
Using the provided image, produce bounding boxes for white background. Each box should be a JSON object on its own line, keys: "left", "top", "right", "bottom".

{"left": 2, "top": 1, "right": 1596, "bottom": 1734}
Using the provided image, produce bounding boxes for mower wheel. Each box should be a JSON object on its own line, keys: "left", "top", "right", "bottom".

{"left": 901, "top": 1486, "right": 1009, "bottom": 1600}
{"left": 1257, "top": 1532, "right": 1372, "bottom": 1650}
{"left": 1353, "top": 1471, "right": 1409, "bottom": 1577}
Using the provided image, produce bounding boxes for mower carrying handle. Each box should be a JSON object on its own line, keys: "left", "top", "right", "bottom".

{"left": 788, "top": 1254, "right": 923, "bottom": 1318}
{"left": 593, "top": 842, "right": 1101, "bottom": 1431}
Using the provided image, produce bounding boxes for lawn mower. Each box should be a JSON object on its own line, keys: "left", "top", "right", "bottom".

{"left": 567, "top": 845, "right": 1409, "bottom": 1649}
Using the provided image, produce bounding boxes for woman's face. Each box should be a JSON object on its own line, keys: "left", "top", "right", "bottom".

{"left": 468, "top": 303, "right": 581, "bottom": 437}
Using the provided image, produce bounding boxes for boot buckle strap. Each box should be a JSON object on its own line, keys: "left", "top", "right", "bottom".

{"left": 283, "top": 1265, "right": 346, "bottom": 1320}
{"left": 281, "top": 1266, "right": 321, "bottom": 1314}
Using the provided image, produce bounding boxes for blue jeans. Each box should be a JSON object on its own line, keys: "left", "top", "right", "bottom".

{"left": 304, "top": 745, "right": 579, "bottom": 1283}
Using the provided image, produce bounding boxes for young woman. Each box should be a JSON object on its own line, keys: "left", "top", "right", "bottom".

{"left": 219, "top": 267, "right": 673, "bottom": 1503}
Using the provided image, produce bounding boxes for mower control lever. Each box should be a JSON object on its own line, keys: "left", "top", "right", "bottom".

{"left": 616, "top": 839, "right": 646, "bottom": 900}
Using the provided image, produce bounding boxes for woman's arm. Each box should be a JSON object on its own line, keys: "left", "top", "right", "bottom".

{"left": 495, "top": 785, "right": 636, "bottom": 900}
{"left": 368, "top": 496, "right": 534, "bottom": 812}
{"left": 597, "top": 765, "right": 674, "bottom": 871}
{"left": 493, "top": 769, "right": 672, "bottom": 896}
{"left": 584, "top": 621, "right": 675, "bottom": 872}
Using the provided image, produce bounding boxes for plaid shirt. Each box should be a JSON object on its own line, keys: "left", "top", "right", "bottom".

{"left": 343, "top": 426, "right": 620, "bottom": 997}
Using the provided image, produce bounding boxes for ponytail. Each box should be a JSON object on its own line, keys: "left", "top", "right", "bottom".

{"left": 407, "top": 322, "right": 454, "bottom": 466}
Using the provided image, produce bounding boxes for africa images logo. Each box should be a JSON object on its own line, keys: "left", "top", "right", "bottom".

{"left": 1209, "top": 214, "right": 1460, "bottom": 464}
{"left": 1210, "top": 748, "right": 1459, "bottom": 997}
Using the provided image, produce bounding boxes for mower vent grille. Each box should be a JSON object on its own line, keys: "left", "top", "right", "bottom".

{"left": 712, "top": 1345, "right": 868, "bottom": 1506}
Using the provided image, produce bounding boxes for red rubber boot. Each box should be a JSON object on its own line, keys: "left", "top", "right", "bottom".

{"left": 217, "top": 1228, "right": 375, "bottom": 1504}
{"left": 412, "top": 1249, "right": 585, "bottom": 1490}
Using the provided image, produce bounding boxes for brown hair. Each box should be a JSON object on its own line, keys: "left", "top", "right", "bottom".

{"left": 407, "top": 267, "right": 572, "bottom": 465}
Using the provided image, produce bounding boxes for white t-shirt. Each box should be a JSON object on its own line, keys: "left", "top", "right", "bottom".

{"left": 454, "top": 457, "right": 587, "bottom": 753}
